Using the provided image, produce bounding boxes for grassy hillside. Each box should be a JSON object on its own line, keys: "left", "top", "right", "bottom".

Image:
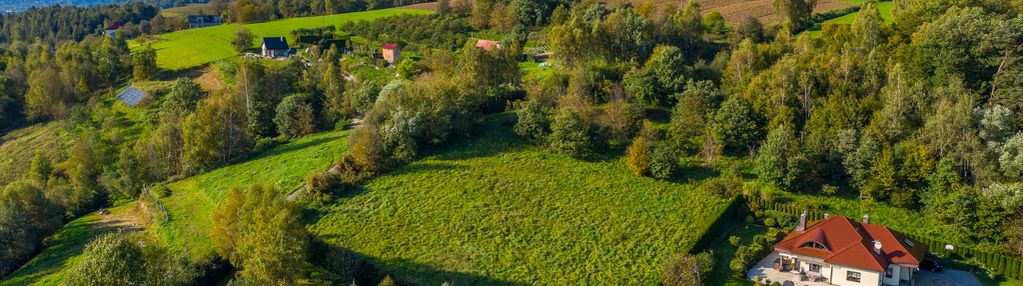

{"left": 157, "top": 131, "right": 350, "bottom": 261}
{"left": 132, "top": 8, "right": 432, "bottom": 70}
{"left": 308, "top": 114, "right": 732, "bottom": 285}
{"left": 0, "top": 123, "right": 72, "bottom": 186}
{"left": 822, "top": 0, "right": 894, "bottom": 25}
{"left": 1, "top": 204, "right": 141, "bottom": 286}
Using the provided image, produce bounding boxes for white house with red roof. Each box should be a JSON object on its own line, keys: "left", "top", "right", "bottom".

{"left": 760, "top": 212, "right": 928, "bottom": 286}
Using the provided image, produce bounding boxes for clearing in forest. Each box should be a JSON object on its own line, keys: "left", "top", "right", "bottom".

{"left": 308, "top": 114, "right": 733, "bottom": 285}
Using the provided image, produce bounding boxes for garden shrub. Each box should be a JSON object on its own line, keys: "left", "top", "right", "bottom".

{"left": 306, "top": 171, "right": 341, "bottom": 202}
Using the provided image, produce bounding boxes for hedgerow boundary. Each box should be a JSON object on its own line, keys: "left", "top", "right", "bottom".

{"left": 692, "top": 195, "right": 1023, "bottom": 280}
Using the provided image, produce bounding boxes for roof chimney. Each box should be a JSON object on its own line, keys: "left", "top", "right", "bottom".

{"left": 862, "top": 214, "right": 870, "bottom": 224}
{"left": 796, "top": 210, "right": 808, "bottom": 231}
{"left": 873, "top": 240, "right": 883, "bottom": 255}
{"left": 824, "top": 213, "right": 829, "bottom": 219}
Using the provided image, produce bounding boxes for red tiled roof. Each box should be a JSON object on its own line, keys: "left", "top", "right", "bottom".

{"left": 381, "top": 43, "right": 398, "bottom": 50}
{"left": 773, "top": 216, "right": 927, "bottom": 272}
{"left": 105, "top": 22, "right": 123, "bottom": 30}
{"left": 475, "top": 39, "right": 501, "bottom": 51}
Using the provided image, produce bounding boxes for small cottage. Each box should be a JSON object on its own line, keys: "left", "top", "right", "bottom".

{"left": 187, "top": 15, "right": 223, "bottom": 29}
{"left": 104, "top": 22, "right": 123, "bottom": 38}
{"left": 381, "top": 43, "right": 400, "bottom": 64}
{"left": 262, "top": 37, "right": 291, "bottom": 58}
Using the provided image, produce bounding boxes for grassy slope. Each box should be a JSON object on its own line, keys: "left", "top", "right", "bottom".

{"left": 1, "top": 204, "right": 137, "bottom": 286}
{"left": 308, "top": 114, "right": 732, "bottom": 285}
{"left": 0, "top": 123, "right": 72, "bottom": 186}
{"left": 804, "top": 0, "right": 894, "bottom": 36}
{"left": 133, "top": 8, "right": 432, "bottom": 71}
{"left": 158, "top": 131, "right": 350, "bottom": 261}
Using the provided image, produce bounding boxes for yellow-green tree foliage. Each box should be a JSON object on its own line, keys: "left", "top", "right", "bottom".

{"left": 210, "top": 185, "right": 309, "bottom": 285}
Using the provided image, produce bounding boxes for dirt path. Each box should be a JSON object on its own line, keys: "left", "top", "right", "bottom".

{"left": 93, "top": 202, "right": 147, "bottom": 233}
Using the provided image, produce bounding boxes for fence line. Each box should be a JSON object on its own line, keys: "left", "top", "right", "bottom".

{"left": 142, "top": 185, "right": 169, "bottom": 223}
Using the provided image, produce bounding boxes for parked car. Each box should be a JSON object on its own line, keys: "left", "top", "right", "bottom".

{"left": 921, "top": 259, "right": 944, "bottom": 272}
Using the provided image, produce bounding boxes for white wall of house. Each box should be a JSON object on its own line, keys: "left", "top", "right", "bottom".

{"left": 831, "top": 265, "right": 882, "bottom": 286}
{"left": 881, "top": 265, "right": 901, "bottom": 285}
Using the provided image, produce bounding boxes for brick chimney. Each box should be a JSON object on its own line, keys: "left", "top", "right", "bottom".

{"left": 862, "top": 214, "right": 870, "bottom": 224}
{"left": 796, "top": 210, "right": 808, "bottom": 231}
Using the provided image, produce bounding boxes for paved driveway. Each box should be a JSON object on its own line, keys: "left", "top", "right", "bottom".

{"left": 915, "top": 269, "right": 982, "bottom": 286}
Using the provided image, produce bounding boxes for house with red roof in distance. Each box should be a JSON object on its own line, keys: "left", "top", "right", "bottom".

{"left": 474, "top": 39, "right": 501, "bottom": 52}
{"left": 104, "top": 22, "right": 123, "bottom": 38}
{"left": 761, "top": 212, "right": 927, "bottom": 286}
{"left": 381, "top": 43, "right": 400, "bottom": 64}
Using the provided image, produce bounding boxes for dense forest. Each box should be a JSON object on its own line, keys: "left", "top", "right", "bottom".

{"left": 2, "top": 0, "right": 1023, "bottom": 284}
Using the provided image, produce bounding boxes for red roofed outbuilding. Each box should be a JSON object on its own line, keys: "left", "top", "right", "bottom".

{"left": 381, "top": 43, "right": 400, "bottom": 64}
{"left": 770, "top": 213, "right": 927, "bottom": 286}
{"left": 475, "top": 39, "right": 501, "bottom": 52}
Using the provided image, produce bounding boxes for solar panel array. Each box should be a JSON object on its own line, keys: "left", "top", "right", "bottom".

{"left": 117, "top": 86, "right": 148, "bottom": 107}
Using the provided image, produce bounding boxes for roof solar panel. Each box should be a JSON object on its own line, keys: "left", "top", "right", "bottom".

{"left": 117, "top": 86, "right": 148, "bottom": 107}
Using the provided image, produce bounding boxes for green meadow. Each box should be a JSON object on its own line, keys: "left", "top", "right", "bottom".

{"left": 1, "top": 204, "right": 136, "bottom": 286}
{"left": 308, "top": 114, "right": 732, "bottom": 285}
{"left": 804, "top": 0, "right": 894, "bottom": 37}
{"left": 132, "top": 8, "right": 432, "bottom": 70}
{"left": 157, "top": 131, "right": 350, "bottom": 261}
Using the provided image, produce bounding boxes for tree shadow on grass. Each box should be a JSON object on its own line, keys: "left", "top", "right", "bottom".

{"left": 310, "top": 237, "right": 526, "bottom": 286}
{"left": 668, "top": 165, "right": 721, "bottom": 184}
{"left": 425, "top": 113, "right": 530, "bottom": 162}
{"left": 215, "top": 134, "right": 340, "bottom": 168}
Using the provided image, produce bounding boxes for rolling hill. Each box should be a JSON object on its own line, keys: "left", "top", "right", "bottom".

{"left": 132, "top": 8, "right": 433, "bottom": 71}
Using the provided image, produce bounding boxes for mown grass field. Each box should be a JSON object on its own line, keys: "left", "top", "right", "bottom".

{"left": 804, "top": 0, "right": 894, "bottom": 36}
{"left": 1, "top": 204, "right": 138, "bottom": 286}
{"left": 823, "top": 0, "right": 894, "bottom": 25}
{"left": 308, "top": 114, "right": 732, "bottom": 285}
{"left": 157, "top": 131, "right": 350, "bottom": 261}
{"left": 132, "top": 8, "right": 432, "bottom": 70}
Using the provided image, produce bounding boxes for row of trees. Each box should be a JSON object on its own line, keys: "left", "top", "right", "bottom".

{"left": 0, "top": 3, "right": 159, "bottom": 44}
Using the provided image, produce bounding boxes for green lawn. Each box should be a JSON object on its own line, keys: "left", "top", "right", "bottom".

{"left": 157, "top": 131, "right": 350, "bottom": 261}
{"left": 133, "top": 8, "right": 432, "bottom": 70}
{"left": 824, "top": 0, "right": 894, "bottom": 25}
{"left": 1, "top": 204, "right": 136, "bottom": 286}
{"left": 804, "top": 0, "right": 894, "bottom": 37}
{"left": 308, "top": 114, "right": 733, "bottom": 285}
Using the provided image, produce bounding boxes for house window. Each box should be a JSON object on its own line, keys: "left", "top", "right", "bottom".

{"left": 809, "top": 263, "right": 822, "bottom": 273}
{"left": 885, "top": 267, "right": 894, "bottom": 278}
{"left": 847, "top": 271, "right": 861, "bottom": 282}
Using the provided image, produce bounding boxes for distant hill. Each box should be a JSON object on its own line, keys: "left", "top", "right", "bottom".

{"left": 1, "top": 0, "right": 127, "bottom": 13}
